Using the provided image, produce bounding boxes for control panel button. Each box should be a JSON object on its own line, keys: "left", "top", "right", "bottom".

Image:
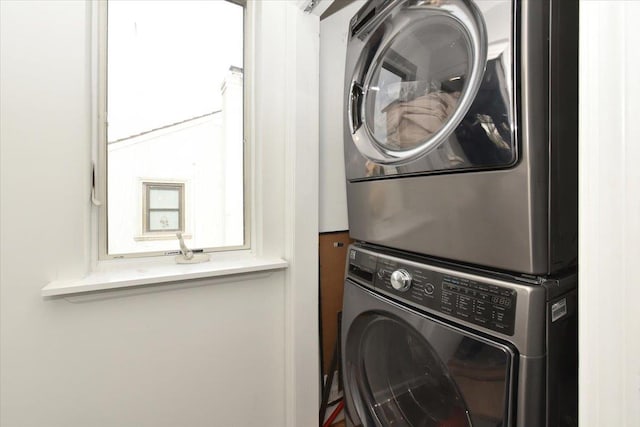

{"left": 425, "top": 283, "right": 435, "bottom": 295}
{"left": 390, "top": 269, "right": 412, "bottom": 292}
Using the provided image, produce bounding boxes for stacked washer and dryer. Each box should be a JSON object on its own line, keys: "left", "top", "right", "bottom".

{"left": 340, "top": 1, "right": 578, "bottom": 426}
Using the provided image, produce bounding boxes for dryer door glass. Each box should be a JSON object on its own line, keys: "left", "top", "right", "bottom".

{"left": 347, "top": 313, "right": 512, "bottom": 427}
{"left": 365, "top": 17, "right": 469, "bottom": 153}
{"left": 345, "top": 0, "right": 516, "bottom": 180}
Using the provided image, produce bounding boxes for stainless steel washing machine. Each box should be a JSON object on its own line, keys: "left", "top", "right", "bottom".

{"left": 341, "top": 245, "right": 577, "bottom": 427}
{"left": 343, "top": 0, "right": 578, "bottom": 275}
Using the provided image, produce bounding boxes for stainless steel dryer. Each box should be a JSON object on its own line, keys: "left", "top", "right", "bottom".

{"left": 341, "top": 244, "right": 578, "bottom": 427}
{"left": 343, "top": 0, "right": 578, "bottom": 275}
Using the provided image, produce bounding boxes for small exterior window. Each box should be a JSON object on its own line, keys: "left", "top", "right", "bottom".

{"left": 143, "top": 182, "right": 185, "bottom": 234}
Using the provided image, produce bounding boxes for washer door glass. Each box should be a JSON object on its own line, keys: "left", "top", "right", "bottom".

{"left": 346, "top": 312, "right": 512, "bottom": 427}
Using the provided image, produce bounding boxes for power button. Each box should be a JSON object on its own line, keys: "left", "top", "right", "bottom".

{"left": 425, "top": 283, "right": 435, "bottom": 295}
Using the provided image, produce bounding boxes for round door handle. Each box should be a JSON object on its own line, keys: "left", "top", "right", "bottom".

{"left": 390, "top": 269, "right": 412, "bottom": 291}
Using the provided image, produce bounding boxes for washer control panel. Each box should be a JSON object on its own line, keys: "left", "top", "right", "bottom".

{"left": 347, "top": 247, "right": 517, "bottom": 336}
{"left": 438, "top": 275, "right": 516, "bottom": 335}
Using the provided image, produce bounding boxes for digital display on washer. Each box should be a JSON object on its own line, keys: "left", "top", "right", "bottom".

{"left": 440, "top": 276, "right": 517, "bottom": 336}
{"left": 491, "top": 295, "right": 512, "bottom": 308}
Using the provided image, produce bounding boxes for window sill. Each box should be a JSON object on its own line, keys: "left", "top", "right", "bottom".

{"left": 41, "top": 253, "right": 288, "bottom": 297}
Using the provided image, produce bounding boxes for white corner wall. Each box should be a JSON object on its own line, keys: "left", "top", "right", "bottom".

{"left": 319, "top": 1, "right": 365, "bottom": 233}
{"left": 579, "top": 1, "right": 640, "bottom": 426}
{"left": 0, "top": 1, "right": 318, "bottom": 426}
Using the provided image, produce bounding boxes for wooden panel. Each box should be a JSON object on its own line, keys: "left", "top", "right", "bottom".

{"left": 319, "top": 231, "right": 353, "bottom": 375}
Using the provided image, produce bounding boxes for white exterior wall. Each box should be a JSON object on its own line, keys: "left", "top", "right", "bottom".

{"left": 108, "top": 116, "right": 221, "bottom": 253}
{"left": 0, "top": 1, "right": 318, "bottom": 427}
{"left": 108, "top": 69, "right": 244, "bottom": 255}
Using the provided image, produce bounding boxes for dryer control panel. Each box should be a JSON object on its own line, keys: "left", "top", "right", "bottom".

{"left": 347, "top": 247, "right": 518, "bottom": 336}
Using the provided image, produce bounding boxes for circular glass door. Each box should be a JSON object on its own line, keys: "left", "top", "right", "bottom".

{"left": 350, "top": 0, "right": 487, "bottom": 165}
{"left": 347, "top": 314, "right": 471, "bottom": 427}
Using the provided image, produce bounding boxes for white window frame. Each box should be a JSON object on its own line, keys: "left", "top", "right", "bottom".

{"left": 39, "top": 0, "right": 311, "bottom": 300}
{"left": 94, "top": 0, "right": 251, "bottom": 260}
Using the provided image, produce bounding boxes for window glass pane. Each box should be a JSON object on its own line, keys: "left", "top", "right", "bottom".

{"left": 148, "top": 211, "right": 180, "bottom": 232}
{"left": 106, "top": 0, "right": 245, "bottom": 256}
{"left": 149, "top": 187, "right": 180, "bottom": 209}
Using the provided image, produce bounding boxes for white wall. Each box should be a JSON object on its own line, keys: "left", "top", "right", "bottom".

{"left": 0, "top": 1, "right": 318, "bottom": 426}
{"left": 579, "top": 1, "right": 640, "bottom": 426}
{"left": 318, "top": 1, "right": 365, "bottom": 233}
